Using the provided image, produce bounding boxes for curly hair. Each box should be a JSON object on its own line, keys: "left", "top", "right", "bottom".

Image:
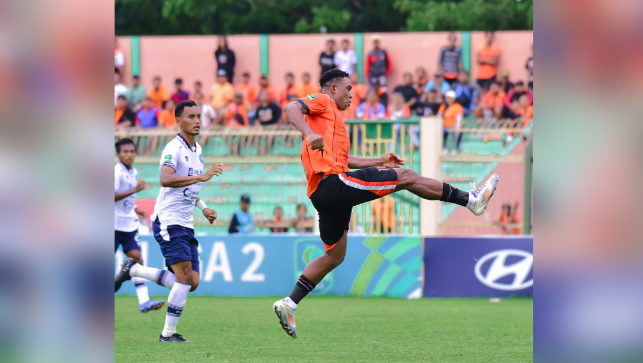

{"left": 319, "top": 69, "right": 350, "bottom": 88}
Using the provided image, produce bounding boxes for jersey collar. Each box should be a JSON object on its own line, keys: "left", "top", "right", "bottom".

{"left": 176, "top": 133, "right": 197, "bottom": 152}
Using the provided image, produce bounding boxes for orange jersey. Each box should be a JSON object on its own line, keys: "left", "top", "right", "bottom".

{"left": 299, "top": 93, "right": 350, "bottom": 197}
{"left": 477, "top": 44, "right": 500, "bottom": 80}
{"left": 148, "top": 86, "right": 170, "bottom": 109}
{"left": 480, "top": 91, "right": 506, "bottom": 108}
{"left": 260, "top": 85, "right": 277, "bottom": 102}
{"left": 351, "top": 84, "right": 367, "bottom": 103}
{"left": 235, "top": 83, "right": 258, "bottom": 105}
{"left": 438, "top": 103, "right": 464, "bottom": 128}
{"left": 159, "top": 109, "right": 177, "bottom": 128}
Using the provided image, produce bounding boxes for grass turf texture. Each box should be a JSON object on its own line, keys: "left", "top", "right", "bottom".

{"left": 115, "top": 296, "right": 532, "bottom": 363}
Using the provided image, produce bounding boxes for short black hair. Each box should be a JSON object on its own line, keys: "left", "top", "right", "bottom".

{"left": 153, "top": 76, "right": 161, "bottom": 81}
{"left": 242, "top": 72, "right": 250, "bottom": 77}
{"left": 297, "top": 203, "right": 307, "bottom": 210}
{"left": 403, "top": 72, "right": 412, "bottom": 78}
{"left": 285, "top": 72, "right": 294, "bottom": 78}
{"left": 319, "top": 69, "right": 350, "bottom": 88}
{"left": 195, "top": 80, "right": 202, "bottom": 86}
{"left": 303, "top": 72, "right": 310, "bottom": 77}
{"left": 175, "top": 100, "right": 198, "bottom": 118}
{"left": 342, "top": 39, "right": 350, "bottom": 43}
{"left": 117, "top": 94, "right": 127, "bottom": 101}
{"left": 115, "top": 138, "right": 136, "bottom": 153}
{"left": 133, "top": 75, "right": 140, "bottom": 79}
{"left": 327, "top": 39, "right": 335, "bottom": 43}
{"left": 175, "top": 78, "right": 183, "bottom": 84}
{"left": 115, "top": 67, "right": 120, "bottom": 74}
{"left": 260, "top": 75, "right": 268, "bottom": 80}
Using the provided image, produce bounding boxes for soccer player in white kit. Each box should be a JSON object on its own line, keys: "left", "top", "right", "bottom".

{"left": 114, "top": 138, "right": 164, "bottom": 312}
{"left": 115, "top": 100, "right": 224, "bottom": 342}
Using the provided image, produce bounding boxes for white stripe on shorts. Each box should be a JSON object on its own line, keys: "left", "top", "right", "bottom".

{"left": 160, "top": 223, "right": 170, "bottom": 241}
{"left": 338, "top": 174, "right": 396, "bottom": 191}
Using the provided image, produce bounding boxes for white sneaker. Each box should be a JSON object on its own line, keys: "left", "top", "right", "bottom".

{"left": 442, "top": 148, "right": 448, "bottom": 155}
{"left": 273, "top": 299, "right": 297, "bottom": 338}
{"left": 451, "top": 149, "right": 457, "bottom": 155}
{"left": 467, "top": 174, "right": 499, "bottom": 216}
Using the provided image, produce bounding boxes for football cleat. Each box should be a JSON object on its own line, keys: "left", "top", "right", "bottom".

{"left": 115, "top": 258, "right": 137, "bottom": 292}
{"left": 467, "top": 174, "right": 499, "bottom": 216}
{"left": 273, "top": 299, "right": 297, "bottom": 339}
{"left": 159, "top": 333, "right": 191, "bottom": 342}
{"left": 139, "top": 299, "right": 164, "bottom": 313}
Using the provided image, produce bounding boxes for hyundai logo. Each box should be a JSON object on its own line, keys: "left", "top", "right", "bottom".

{"left": 474, "top": 249, "right": 533, "bottom": 291}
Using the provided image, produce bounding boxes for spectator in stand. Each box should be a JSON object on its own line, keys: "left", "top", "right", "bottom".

{"left": 255, "top": 89, "right": 282, "bottom": 127}
{"left": 365, "top": 34, "right": 393, "bottom": 92}
{"left": 115, "top": 95, "right": 136, "bottom": 128}
{"left": 476, "top": 31, "right": 501, "bottom": 90}
{"left": 210, "top": 70, "right": 235, "bottom": 124}
{"left": 115, "top": 39, "right": 125, "bottom": 75}
{"left": 297, "top": 72, "right": 321, "bottom": 98}
{"left": 474, "top": 81, "right": 505, "bottom": 121}
{"left": 494, "top": 203, "right": 521, "bottom": 235}
{"left": 189, "top": 80, "right": 207, "bottom": 105}
{"left": 452, "top": 70, "right": 480, "bottom": 116}
{"left": 269, "top": 206, "right": 289, "bottom": 233}
{"left": 517, "top": 95, "right": 533, "bottom": 126}
{"left": 424, "top": 70, "right": 450, "bottom": 97}
{"left": 259, "top": 75, "right": 277, "bottom": 103}
{"left": 279, "top": 73, "right": 298, "bottom": 109}
{"left": 136, "top": 97, "right": 160, "bottom": 129}
{"left": 356, "top": 90, "right": 386, "bottom": 120}
{"left": 235, "top": 72, "right": 258, "bottom": 107}
{"left": 225, "top": 92, "right": 250, "bottom": 128}
{"left": 526, "top": 44, "right": 533, "bottom": 90}
{"left": 147, "top": 76, "right": 170, "bottom": 109}
{"left": 319, "top": 38, "right": 336, "bottom": 76}
{"left": 438, "top": 90, "right": 464, "bottom": 155}
{"left": 200, "top": 101, "right": 217, "bottom": 129}
{"left": 414, "top": 89, "right": 443, "bottom": 117}
{"left": 170, "top": 78, "right": 190, "bottom": 105}
{"left": 371, "top": 196, "right": 395, "bottom": 233}
{"left": 334, "top": 38, "right": 357, "bottom": 75}
{"left": 124, "top": 75, "right": 146, "bottom": 111}
{"left": 115, "top": 69, "right": 127, "bottom": 106}
{"left": 158, "top": 99, "right": 177, "bottom": 129}
{"left": 215, "top": 35, "right": 235, "bottom": 83}
{"left": 228, "top": 194, "right": 254, "bottom": 234}
{"left": 349, "top": 72, "right": 367, "bottom": 105}
{"left": 499, "top": 70, "right": 514, "bottom": 93}
{"left": 393, "top": 72, "right": 418, "bottom": 108}
{"left": 503, "top": 81, "right": 533, "bottom": 119}
{"left": 387, "top": 93, "right": 412, "bottom": 120}
{"left": 439, "top": 32, "right": 463, "bottom": 85}
{"left": 293, "top": 204, "right": 314, "bottom": 233}
{"left": 415, "top": 67, "right": 428, "bottom": 94}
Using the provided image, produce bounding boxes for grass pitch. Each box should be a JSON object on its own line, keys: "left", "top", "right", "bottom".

{"left": 115, "top": 296, "right": 532, "bottom": 363}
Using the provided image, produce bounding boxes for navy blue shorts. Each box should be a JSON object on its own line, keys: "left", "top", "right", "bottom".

{"left": 115, "top": 230, "right": 140, "bottom": 253}
{"left": 152, "top": 217, "right": 200, "bottom": 274}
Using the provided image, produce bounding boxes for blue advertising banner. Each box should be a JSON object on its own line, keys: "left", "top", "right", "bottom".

{"left": 116, "top": 235, "right": 422, "bottom": 298}
{"left": 423, "top": 236, "right": 533, "bottom": 297}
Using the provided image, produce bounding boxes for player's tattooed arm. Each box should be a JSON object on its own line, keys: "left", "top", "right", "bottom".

{"left": 284, "top": 102, "right": 324, "bottom": 151}
{"left": 160, "top": 164, "right": 225, "bottom": 188}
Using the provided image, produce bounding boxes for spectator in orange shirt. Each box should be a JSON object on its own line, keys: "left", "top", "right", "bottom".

{"left": 371, "top": 196, "right": 395, "bottom": 233}
{"left": 517, "top": 95, "right": 533, "bottom": 126}
{"left": 147, "top": 76, "right": 170, "bottom": 109}
{"left": 259, "top": 75, "right": 277, "bottom": 103}
{"left": 297, "top": 72, "right": 321, "bottom": 98}
{"left": 349, "top": 72, "right": 367, "bottom": 105}
{"left": 476, "top": 31, "right": 501, "bottom": 91}
{"left": 189, "top": 80, "right": 207, "bottom": 105}
{"left": 474, "top": 81, "right": 505, "bottom": 121}
{"left": 210, "top": 70, "right": 235, "bottom": 124}
{"left": 438, "top": 90, "right": 464, "bottom": 154}
{"left": 158, "top": 99, "right": 177, "bottom": 129}
{"left": 494, "top": 203, "right": 521, "bottom": 235}
{"left": 415, "top": 67, "right": 428, "bottom": 94}
{"left": 235, "top": 72, "right": 258, "bottom": 107}
{"left": 115, "top": 95, "right": 136, "bottom": 128}
{"left": 279, "top": 73, "right": 298, "bottom": 108}
{"left": 225, "top": 92, "right": 250, "bottom": 128}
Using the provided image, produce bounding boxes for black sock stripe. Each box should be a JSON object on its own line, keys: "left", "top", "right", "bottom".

{"left": 156, "top": 270, "right": 167, "bottom": 287}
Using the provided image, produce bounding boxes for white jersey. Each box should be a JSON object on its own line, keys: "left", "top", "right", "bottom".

{"left": 114, "top": 162, "right": 139, "bottom": 232}
{"left": 151, "top": 135, "right": 204, "bottom": 229}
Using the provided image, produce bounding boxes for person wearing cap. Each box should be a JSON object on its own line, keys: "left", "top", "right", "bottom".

{"left": 423, "top": 70, "right": 451, "bottom": 96}
{"left": 476, "top": 31, "right": 501, "bottom": 91}
{"left": 215, "top": 35, "right": 236, "bottom": 83}
{"left": 228, "top": 194, "right": 255, "bottom": 234}
{"left": 210, "top": 70, "right": 235, "bottom": 124}
{"left": 499, "top": 70, "right": 514, "bottom": 94}
{"left": 438, "top": 32, "right": 463, "bottom": 86}
{"left": 319, "top": 38, "right": 336, "bottom": 76}
{"left": 147, "top": 76, "right": 170, "bottom": 109}
{"left": 365, "top": 34, "right": 393, "bottom": 92}
{"left": 438, "top": 90, "right": 465, "bottom": 155}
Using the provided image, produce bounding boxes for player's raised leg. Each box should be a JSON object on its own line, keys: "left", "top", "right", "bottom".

{"left": 124, "top": 248, "right": 165, "bottom": 312}
{"left": 115, "top": 258, "right": 176, "bottom": 292}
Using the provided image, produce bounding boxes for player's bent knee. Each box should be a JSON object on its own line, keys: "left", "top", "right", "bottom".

{"left": 190, "top": 281, "right": 199, "bottom": 292}
{"left": 394, "top": 168, "right": 418, "bottom": 189}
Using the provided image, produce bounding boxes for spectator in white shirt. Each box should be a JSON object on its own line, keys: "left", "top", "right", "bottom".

{"left": 115, "top": 69, "right": 127, "bottom": 106}
{"left": 115, "top": 39, "right": 125, "bottom": 74}
{"left": 334, "top": 39, "right": 357, "bottom": 75}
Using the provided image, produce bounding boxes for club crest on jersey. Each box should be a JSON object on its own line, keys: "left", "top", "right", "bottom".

{"left": 199, "top": 154, "right": 204, "bottom": 164}
{"left": 164, "top": 154, "right": 172, "bottom": 162}
{"left": 307, "top": 94, "right": 316, "bottom": 100}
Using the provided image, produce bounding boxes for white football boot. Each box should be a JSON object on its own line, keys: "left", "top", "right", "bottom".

{"left": 273, "top": 299, "right": 297, "bottom": 339}
{"left": 467, "top": 174, "right": 499, "bottom": 216}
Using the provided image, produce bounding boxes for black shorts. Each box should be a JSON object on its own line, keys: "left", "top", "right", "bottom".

{"left": 476, "top": 76, "right": 497, "bottom": 91}
{"left": 310, "top": 166, "right": 398, "bottom": 250}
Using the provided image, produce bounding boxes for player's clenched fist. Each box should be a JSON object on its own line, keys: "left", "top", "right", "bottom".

{"left": 202, "top": 208, "right": 217, "bottom": 224}
{"left": 200, "top": 164, "right": 225, "bottom": 182}
{"left": 307, "top": 133, "right": 324, "bottom": 152}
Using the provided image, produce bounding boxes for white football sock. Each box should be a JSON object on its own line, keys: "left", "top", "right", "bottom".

{"left": 132, "top": 277, "right": 150, "bottom": 305}
{"left": 284, "top": 297, "right": 298, "bottom": 310}
{"left": 162, "top": 282, "right": 191, "bottom": 337}
{"left": 466, "top": 193, "right": 476, "bottom": 210}
{"left": 130, "top": 263, "right": 175, "bottom": 289}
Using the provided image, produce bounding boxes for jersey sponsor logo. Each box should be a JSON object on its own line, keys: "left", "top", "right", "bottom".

{"left": 164, "top": 154, "right": 172, "bottom": 162}
{"left": 199, "top": 154, "right": 204, "bottom": 164}
{"left": 188, "top": 168, "right": 193, "bottom": 176}
{"left": 307, "top": 94, "right": 316, "bottom": 100}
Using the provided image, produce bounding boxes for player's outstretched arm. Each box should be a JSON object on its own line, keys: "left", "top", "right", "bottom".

{"left": 284, "top": 101, "right": 324, "bottom": 151}
{"left": 347, "top": 153, "right": 406, "bottom": 169}
{"left": 160, "top": 164, "right": 224, "bottom": 188}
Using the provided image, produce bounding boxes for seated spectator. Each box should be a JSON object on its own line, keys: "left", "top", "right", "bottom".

{"left": 494, "top": 203, "right": 521, "bottom": 235}
{"left": 279, "top": 73, "right": 298, "bottom": 109}
{"left": 114, "top": 69, "right": 127, "bottom": 106}
{"left": 320, "top": 38, "right": 336, "bottom": 76}
{"left": 115, "top": 95, "right": 136, "bottom": 128}
{"left": 235, "top": 72, "right": 258, "bottom": 106}
{"left": 200, "top": 101, "right": 217, "bottom": 128}
{"left": 255, "top": 89, "right": 282, "bottom": 126}
{"left": 393, "top": 73, "right": 418, "bottom": 108}
{"left": 503, "top": 81, "right": 533, "bottom": 119}
{"left": 269, "top": 206, "right": 289, "bottom": 233}
{"left": 414, "top": 89, "right": 442, "bottom": 116}
{"left": 517, "top": 94, "right": 533, "bottom": 126}
{"left": 452, "top": 70, "right": 480, "bottom": 115}
{"left": 159, "top": 99, "right": 177, "bottom": 129}
{"left": 424, "top": 70, "right": 451, "bottom": 97}
{"left": 415, "top": 67, "right": 428, "bottom": 94}
{"left": 189, "top": 80, "right": 207, "bottom": 105}
{"left": 171, "top": 78, "right": 190, "bottom": 104}
{"left": 439, "top": 32, "right": 463, "bottom": 85}
{"left": 438, "top": 90, "right": 464, "bottom": 155}
{"left": 124, "top": 75, "right": 146, "bottom": 111}
{"left": 356, "top": 90, "right": 386, "bottom": 120}
{"left": 115, "top": 39, "right": 125, "bottom": 74}
{"left": 387, "top": 93, "right": 411, "bottom": 120}
{"left": 293, "top": 204, "right": 314, "bottom": 233}
{"left": 526, "top": 44, "right": 533, "bottom": 90}
{"left": 228, "top": 194, "right": 254, "bottom": 234}
{"left": 334, "top": 38, "right": 357, "bottom": 75}
{"left": 499, "top": 70, "right": 515, "bottom": 94}
{"left": 475, "top": 81, "right": 505, "bottom": 121}
{"left": 371, "top": 196, "right": 395, "bottom": 233}
{"left": 136, "top": 97, "right": 160, "bottom": 129}
{"left": 210, "top": 70, "right": 235, "bottom": 124}
{"left": 349, "top": 72, "right": 367, "bottom": 105}
{"left": 296, "top": 72, "right": 321, "bottom": 98}
{"left": 147, "top": 76, "right": 170, "bottom": 109}
{"left": 225, "top": 92, "right": 250, "bottom": 128}
{"left": 259, "top": 75, "right": 277, "bottom": 102}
